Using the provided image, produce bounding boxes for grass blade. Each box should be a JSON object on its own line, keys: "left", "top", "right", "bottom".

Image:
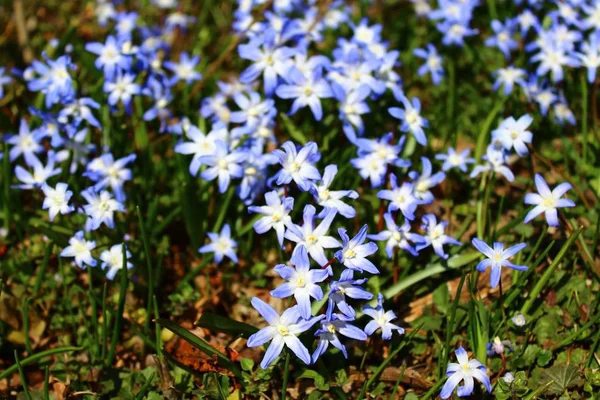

{"left": 106, "top": 244, "right": 129, "bottom": 368}
{"left": 356, "top": 323, "right": 424, "bottom": 400}
{"left": 521, "top": 226, "right": 582, "bottom": 315}
{"left": 155, "top": 318, "right": 241, "bottom": 377}
{"left": 0, "top": 347, "right": 81, "bottom": 380}
{"left": 14, "top": 350, "right": 32, "bottom": 400}
{"left": 137, "top": 206, "right": 154, "bottom": 334}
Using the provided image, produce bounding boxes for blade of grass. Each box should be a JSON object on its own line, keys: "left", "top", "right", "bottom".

{"left": 153, "top": 296, "right": 162, "bottom": 357}
{"left": 135, "top": 372, "right": 156, "bottom": 400}
{"left": 442, "top": 273, "right": 466, "bottom": 374}
{"left": 475, "top": 97, "right": 505, "bottom": 160}
{"left": 32, "top": 242, "right": 53, "bottom": 295}
{"left": 383, "top": 252, "right": 480, "bottom": 299}
{"left": 356, "top": 323, "right": 424, "bottom": 400}
{"left": 504, "top": 240, "right": 555, "bottom": 308}
{"left": 137, "top": 206, "right": 154, "bottom": 335}
{"left": 43, "top": 365, "right": 49, "bottom": 400}
{"left": 14, "top": 351, "right": 33, "bottom": 400}
{"left": 212, "top": 187, "right": 235, "bottom": 233}
{"left": 389, "top": 364, "right": 407, "bottom": 398}
{"left": 106, "top": 244, "right": 129, "bottom": 368}
{"left": 550, "top": 311, "right": 600, "bottom": 351}
{"left": 0, "top": 347, "right": 81, "bottom": 380}
{"left": 101, "top": 282, "right": 108, "bottom": 360}
{"left": 87, "top": 266, "right": 98, "bottom": 362}
{"left": 155, "top": 318, "right": 241, "bottom": 377}
{"left": 281, "top": 351, "right": 291, "bottom": 400}
{"left": 581, "top": 71, "right": 589, "bottom": 163}
{"left": 521, "top": 226, "right": 582, "bottom": 315}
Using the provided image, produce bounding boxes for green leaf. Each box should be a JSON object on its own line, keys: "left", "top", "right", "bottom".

{"left": 155, "top": 318, "right": 241, "bottom": 377}
{"left": 537, "top": 349, "right": 553, "bottom": 367}
{"left": 241, "top": 358, "right": 254, "bottom": 372}
{"left": 194, "top": 313, "right": 258, "bottom": 339}
{"left": 541, "top": 365, "right": 581, "bottom": 395}
{"left": 298, "top": 369, "right": 329, "bottom": 391}
{"left": 279, "top": 113, "right": 308, "bottom": 144}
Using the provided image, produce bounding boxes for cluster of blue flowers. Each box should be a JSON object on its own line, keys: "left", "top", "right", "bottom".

{"left": 0, "top": 0, "right": 586, "bottom": 397}
{"left": 484, "top": 0, "right": 600, "bottom": 124}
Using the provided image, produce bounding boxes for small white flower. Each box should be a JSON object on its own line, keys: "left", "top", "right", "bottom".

{"left": 100, "top": 244, "right": 133, "bottom": 280}
{"left": 41, "top": 182, "right": 74, "bottom": 221}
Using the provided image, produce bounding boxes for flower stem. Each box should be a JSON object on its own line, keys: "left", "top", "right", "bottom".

{"left": 281, "top": 350, "right": 291, "bottom": 400}
{"left": 581, "top": 72, "right": 589, "bottom": 163}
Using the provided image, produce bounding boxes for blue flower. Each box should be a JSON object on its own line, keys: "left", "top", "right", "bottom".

{"left": 14, "top": 154, "right": 61, "bottom": 189}
{"left": 100, "top": 244, "right": 133, "bottom": 280}
{"left": 247, "top": 297, "right": 322, "bottom": 369}
{"left": 470, "top": 145, "right": 514, "bottom": 182}
{"left": 249, "top": 190, "right": 294, "bottom": 247}
{"left": 328, "top": 269, "right": 373, "bottom": 318}
{"left": 58, "top": 98, "right": 101, "bottom": 129}
{"left": 230, "top": 91, "right": 275, "bottom": 129}
{"left": 165, "top": 11, "right": 196, "bottom": 30}
{"left": 389, "top": 96, "right": 429, "bottom": 146}
{"left": 86, "top": 153, "right": 136, "bottom": 202}
{"left": 363, "top": 293, "right": 404, "bottom": 340}
{"left": 335, "top": 225, "right": 379, "bottom": 274}
{"left": 104, "top": 72, "right": 141, "bottom": 111}
{"left": 28, "top": 54, "right": 76, "bottom": 108}
{"left": 81, "top": 189, "right": 125, "bottom": 231}
{"left": 60, "top": 231, "right": 97, "bottom": 269}
{"left": 174, "top": 125, "right": 226, "bottom": 176}
{"left": 271, "top": 245, "right": 330, "bottom": 319}
{"left": 553, "top": 100, "right": 576, "bottom": 126}
{"left": 415, "top": 214, "right": 460, "bottom": 259}
{"left": 440, "top": 346, "right": 491, "bottom": 399}
{"left": 409, "top": 157, "right": 446, "bottom": 204}
{"left": 239, "top": 29, "right": 298, "bottom": 95}
{"left": 377, "top": 174, "right": 420, "bottom": 220}
{"left": 276, "top": 69, "right": 333, "bottom": 121}
{"left": 238, "top": 151, "right": 278, "bottom": 203}
{"left": 351, "top": 133, "right": 410, "bottom": 187}
{"left": 6, "top": 119, "right": 44, "bottom": 166}
{"left": 435, "top": 147, "right": 475, "bottom": 172}
{"left": 484, "top": 19, "right": 518, "bottom": 58}
{"left": 437, "top": 20, "right": 478, "bottom": 47}
{"left": 41, "top": 182, "right": 74, "bottom": 221}
{"left": 199, "top": 224, "right": 238, "bottom": 263}
{"left": 472, "top": 238, "right": 528, "bottom": 288}
{"left": 85, "top": 35, "right": 130, "bottom": 80}
{"left": 333, "top": 84, "right": 370, "bottom": 141}
{"left": 114, "top": 11, "right": 138, "bottom": 38}
{"left": 414, "top": 44, "right": 444, "bottom": 85}
{"left": 309, "top": 165, "right": 358, "bottom": 219}
{"left": 524, "top": 174, "right": 575, "bottom": 226}
{"left": 493, "top": 66, "right": 526, "bottom": 95}
{"left": 285, "top": 205, "right": 341, "bottom": 266}
{"left": 164, "top": 52, "right": 202, "bottom": 84}
{"left": 272, "top": 141, "right": 321, "bottom": 191}
{"left": 329, "top": 49, "right": 385, "bottom": 96}
{"left": 199, "top": 140, "right": 247, "bottom": 193}
{"left": 574, "top": 33, "right": 600, "bottom": 83}
{"left": 0, "top": 67, "right": 11, "bottom": 100}
{"left": 312, "top": 304, "right": 367, "bottom": 362}
{"left": 487, "top": 336, "right": 513, "bottom": 356}
{"left": 368, "top": 213, "right": 421, "bottom": 258}
{"left": 516, "top": 9, "right": 539, "bottom": 35}
{"left": 531, "top": 43, "right": 578, "bottom": 83}
{"left": 491, "top": 115, "right": 533, "bottom": 157}
{"left": 142, "top": 78, "right": 173, "bottom": 131}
